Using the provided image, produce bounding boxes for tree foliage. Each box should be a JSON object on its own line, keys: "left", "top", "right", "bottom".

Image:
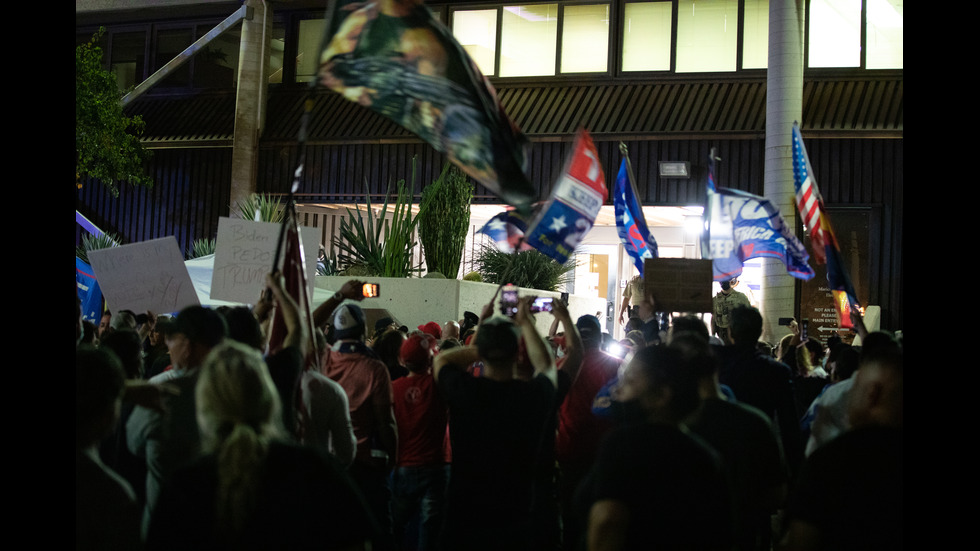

{"left": 76, "top": 28, "right": 152, "bottom": 196}
{"left": 418, "top": 163, "right": 473, "bottom": 279}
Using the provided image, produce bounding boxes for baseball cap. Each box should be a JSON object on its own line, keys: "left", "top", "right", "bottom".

{"left": 418, "top": 321, "right": 442, "bottom": 340}
{"left": 157, "top": 305, "right": 227, "bottom": 347}
{"left": 400, "top": 333, "right": 436, "bottom": 371}
{"left": 333, "top": 303, "right": 366, "bottom": 341}
{"left": 576, "top": 315, "right": 603, "bottom": 344}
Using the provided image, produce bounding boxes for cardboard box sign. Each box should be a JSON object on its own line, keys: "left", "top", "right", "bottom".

{"left": 643, "top": 258, "right": 713, "bottom": 313}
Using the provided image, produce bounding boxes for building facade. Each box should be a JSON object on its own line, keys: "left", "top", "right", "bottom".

{"left": 76, "top": 0, "right": 903, "bottom": 335}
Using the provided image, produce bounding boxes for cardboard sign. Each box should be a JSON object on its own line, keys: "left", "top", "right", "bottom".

{"left": 88, "top": 236, "right": 200, "bottom": 315}
{"left": 210, "top": 217, "right": 318, "bottom": 304}
{"left": 643, "top": 258, "right": 713, "bottom": 313}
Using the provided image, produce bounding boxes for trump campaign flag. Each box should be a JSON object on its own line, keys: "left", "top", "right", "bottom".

{"left": 317, "top": 0, "right": 536, "bottom": 208}
{"left": 524, "top": 129, "right": 607, "bottom": 264}
{"left": 614, "top": 150, "right": 658, "bottom": 275}
{"left": 478, "top": 209, "right": 533, "bottom": 254}
{"left": 792, "top": 122, "right": 827, "bottom": 264}
{"left": 705, "top": 154, "right": 814, "bottom": 282}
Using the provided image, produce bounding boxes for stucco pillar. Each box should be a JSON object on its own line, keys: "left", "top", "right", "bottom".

{"left": 229, "top": 0, "right": 273, "bottom": 216}
{"left": 760, "top": 0, "right": 804, "bottom": 344}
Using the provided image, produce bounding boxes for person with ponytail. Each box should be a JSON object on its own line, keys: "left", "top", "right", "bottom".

{"left": 146, "top": 340, "right": 378, "bottom": 551}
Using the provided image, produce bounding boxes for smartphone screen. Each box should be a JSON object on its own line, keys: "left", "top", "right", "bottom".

{"left": 362, "top": 283, "right": 380, "bottom": 298}
{"left": 531, "top": 297, "right": 554, "bottom": 313}
{"left": 501, "top": 286, "right": 518, "bottom": 317}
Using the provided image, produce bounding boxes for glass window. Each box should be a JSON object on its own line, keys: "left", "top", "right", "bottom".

{"left": 561, "top": 4, "right": 610, "bottom": 73}
{"left": 866, "top": 0, "right": 903, "bottom": 69}
{"left": 808, "top": 0, "right": 861, "bottom": 67}
{"left": 622, "top": 1, "right": 672, "bottom": 72}
{"left": 155, "top": 28, "right": 193, "bottom": 87}
{"left": 296, "top": 18, "right": 326, "bottom": 83}
{"left": 500, "top": 4, "right": 558, "bottom": 77}
{"left": 110, "top": 31, "right": 147, "bottom": 91}
{"left": 196, "top": 27, "right": 240, "bottom": 89}
{"left": 453, "top": 9, "right": 498, "bottom": 76}
{"left": 268, "top": 24, "right": 286, "bottom": 84}
{"left": 676, "top": 0, "right": 738, "bottom": 73}
{"left": 742, "top": 0, "right": 768, "bottom": 69}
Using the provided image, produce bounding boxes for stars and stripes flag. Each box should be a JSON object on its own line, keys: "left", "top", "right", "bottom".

{"left": 792, "top": 122, "right": 827, "bottom": 264}
{"left": 524, "top": 129, "right": 607, "bottom": 264}
{"left": 317, "top": 0, "right": 536, "bottom": 209}
{"left": 478, "top": 208, "right": 534, "bottom": 254}
{"left": 614, "top": 150, "right": 659, "bottom": 275}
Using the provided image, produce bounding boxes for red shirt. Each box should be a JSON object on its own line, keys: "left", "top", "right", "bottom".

{"left": 392, "top": 371, "right": 450, "bottom": 467}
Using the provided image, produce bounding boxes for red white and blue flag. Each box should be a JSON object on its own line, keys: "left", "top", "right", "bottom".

{"left": 478, "top": 208, "right": 533, "bottom": 254}
{"left": 614, "top": 156, "right": 658, "bottom": 275}
{"left": 792, "top": 122, "right": 827, "bottom": 264}
{"left": 524, "top": 129, "right": 607, "bottom": 264}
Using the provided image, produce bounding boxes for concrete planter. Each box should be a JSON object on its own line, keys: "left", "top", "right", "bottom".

{"left": 314, "top": 276, "right": 606, "bottom": 336}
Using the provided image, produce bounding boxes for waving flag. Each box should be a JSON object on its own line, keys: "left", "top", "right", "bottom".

{"left": 821, "top": 213, "right": 861, "bottom": 329}
{"left": 792, "top": 123, "right": 827, "bottom": 264}
{"left": 705, "top": 154, "right": 813, "bottom": 282}
{"left": 524, "top": 129, "right": 607, "bottom": 264}
{"left": 614, "top": 156, "right": 658, "bottom": 275}
{"left": 317, "top": 0, "right": 536, "bottom": 208}
{"left": 478, "top": 209, "right": 533, "bottom": 254}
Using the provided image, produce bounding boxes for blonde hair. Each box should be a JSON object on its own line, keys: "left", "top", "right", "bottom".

{"left": 196, "top": 340, "right": 283, "bottom": 539}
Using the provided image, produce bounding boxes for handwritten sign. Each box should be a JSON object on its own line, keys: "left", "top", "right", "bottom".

{"left": 210, "top": 217, "right": 318, "bottom": 304}
{"left": 88, "top": 236, "right": 200, "bottom": 315}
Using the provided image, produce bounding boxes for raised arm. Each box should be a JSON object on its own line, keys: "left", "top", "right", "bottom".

{"left": 551, "top": 297, "right": 583, "bottom": 384}
{"left": 264, "top": 271, "right": 309, "bottom": 356}
{"left": 515, "top": 297, "right": 557, "bottom": 387}
{"left": 311, "top": 279, "right": 365, "bottom": 329}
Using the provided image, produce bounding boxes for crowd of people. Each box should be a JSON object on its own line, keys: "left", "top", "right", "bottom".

{"left": 76, "top": 274, "right": 903, "bottom": 551}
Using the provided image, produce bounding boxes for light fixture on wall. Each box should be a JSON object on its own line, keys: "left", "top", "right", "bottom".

{"left": 659, "top": 161, "right": 690, "bottom": 178}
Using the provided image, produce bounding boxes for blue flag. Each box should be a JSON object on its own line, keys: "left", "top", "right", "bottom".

{"left": 76, "top": 257, "right": 103, "bottom": 323}
{"left": 524, "top": 129, "right": 607, "bottom": 264}
{"left": 614, "top": 159, "right": 658, "bottom": 275}
{"left": 706, "top": 187, "right": 815, "bottom": 282}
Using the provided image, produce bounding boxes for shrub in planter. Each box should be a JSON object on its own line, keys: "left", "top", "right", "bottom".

{"left": 475, "top": 245, "right": 575, "bottom": 292}
{"left": 418, "top": 163, "right": 473, "bottom": 279}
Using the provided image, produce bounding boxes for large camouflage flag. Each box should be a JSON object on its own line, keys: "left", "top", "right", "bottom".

{"left": 317, "top": 0, "right": 537, "bottom": 208}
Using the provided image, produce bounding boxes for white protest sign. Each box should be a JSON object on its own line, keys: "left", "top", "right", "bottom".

{"left": 88, "top": 236, "right": 200, "bottom": 315}
{"left": 210, "top": 217, "right": 318, "bottom": 304}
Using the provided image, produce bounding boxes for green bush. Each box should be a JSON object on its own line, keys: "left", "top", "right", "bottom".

{"left": 418, "top": 163, "right": 473, "bottom": 279}
{"left": 475, "top": 245, "right": 576, "bottom": 292}
{"left": 333, "top": 160, "right": 421, "bottom": 278}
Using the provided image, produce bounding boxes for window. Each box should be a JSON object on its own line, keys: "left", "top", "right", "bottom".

{"left": 454, "top": 9, "right": 498, "bottom": 76}
{"left": 110, "top": 31, "right": 147, "bottom": 91}
{"left": 500, "top": 4, "right": 558, "bottom": 77}
{"left": 808, "top": 0, "right": 861, "bottom": 68}
{"left": 155, "top": 28, "right": 194, "bottom": 87}
{"left": 676, "top": 0, "right": 738, "bottom": 73}
{"left": 742, "top": 0, "right": 769, "bottom": 69}
{"left": 561, "top": 4, "right": 610, "bottom": 73}
{"left": 866, "top": 0, "right": 903, "bottom": 69}
{"left": 622, "top": 1, "right": 672, "bottom": 72}
{"left": 296, "top": 18, "right": 327, "bottom": 83}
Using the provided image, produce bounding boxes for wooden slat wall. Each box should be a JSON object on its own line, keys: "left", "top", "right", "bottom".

{"left": 76, "top": 148, "right": 233, "bottom": 257}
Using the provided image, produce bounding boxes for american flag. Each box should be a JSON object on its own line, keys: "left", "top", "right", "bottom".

{"left": 791, "top": 123, "right": 827, "bottom": 264}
